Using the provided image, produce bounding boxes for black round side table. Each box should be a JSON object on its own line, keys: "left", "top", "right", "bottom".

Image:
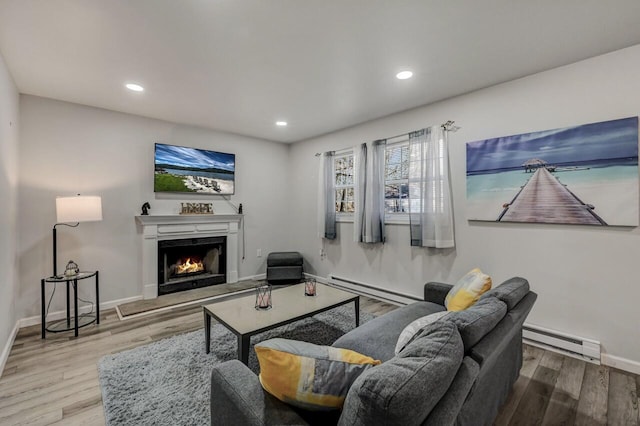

{"left": 40, "top": 271, "right": 100, "bottom": 339}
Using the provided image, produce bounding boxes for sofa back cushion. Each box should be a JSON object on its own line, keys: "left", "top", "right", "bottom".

{"left": 338, "top": 321, "right": 463, "bottom": 426}
{"left": 444, "top": 297, "right": 507, "bottom": 351}
{"left": 479, "top": 277, "right": 529, "bottom": 310}
{"left": 332, "top": 301, "right": 445, "bottom": 362}
{"left": 394, "top": 311, "right": 450, "bottom": 355}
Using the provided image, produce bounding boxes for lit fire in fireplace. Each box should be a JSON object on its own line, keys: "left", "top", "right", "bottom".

{"left": 176, "top": 257, "right": 204, "bottom": 275}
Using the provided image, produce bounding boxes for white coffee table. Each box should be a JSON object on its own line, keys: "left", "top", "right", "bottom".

{"left": 203, "top": 283, "right": 359, "bottom": 364}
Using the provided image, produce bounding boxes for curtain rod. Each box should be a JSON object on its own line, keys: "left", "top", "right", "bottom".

{"left": 314, "top": 120, "right": 460, "bottom": 156}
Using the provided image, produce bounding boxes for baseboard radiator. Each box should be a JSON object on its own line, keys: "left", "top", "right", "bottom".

{"left": 523, "top": 324, "right": 601, "bottom": 363}
{"left": 327, "top": 275, "right": 601, "bottom": 363}
{"left": 327, "top": 274, "right": 421, "bottom": 306}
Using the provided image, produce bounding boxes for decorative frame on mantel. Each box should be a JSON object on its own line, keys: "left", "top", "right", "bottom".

{"left": 466, "top": 117, "right": 639, "bottom": 226}
{"left": 135, "top": 214, "right": 242, "bottom": 299}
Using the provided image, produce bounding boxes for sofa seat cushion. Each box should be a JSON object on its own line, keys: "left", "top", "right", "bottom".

{"left": 255, "top": 338, "right": 380, "bottom": 411}
{"left": 332, "top": 301, "right": 445, "bottom": 362}
{"left": 338, "top": 321, "right": 464, "bottom": 426}
{"left": 479, "top": 277, "right": 529, "bottom": 310}
{"left": 445, "top": 296, "right": 508, "bottom": 350}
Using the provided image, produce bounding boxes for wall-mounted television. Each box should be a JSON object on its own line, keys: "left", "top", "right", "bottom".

{"left": 154, "top": 143, "right": 235, "bottom": 195}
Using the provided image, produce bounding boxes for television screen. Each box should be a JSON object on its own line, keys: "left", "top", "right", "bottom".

{"left": 154, "top": 143, "right": 235, "bottom": 195}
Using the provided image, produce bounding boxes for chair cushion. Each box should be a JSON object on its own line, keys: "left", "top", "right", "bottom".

{"left": 479, "top": 277, "right": 529, "bottom": 310}
{"left": 444, "top": 296, "right": 507, "bottom": 350}
{"left": 338, "top": 321, "right": 463, "bottom": 426}
{"left": 267, "top": 252, "right": 303, "bottom": 267}
{"left": 445, "top": 268, "right": 492, "bottom": 311}
{"left": 255, "top": 338, "right": 380, "bottom": 411}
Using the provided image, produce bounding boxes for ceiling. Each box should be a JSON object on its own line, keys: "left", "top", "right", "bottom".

{"left": 2, "top": 1, "right": 640, "bottom": 143}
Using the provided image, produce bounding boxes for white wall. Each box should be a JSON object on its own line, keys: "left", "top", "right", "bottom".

{"left": 17, "top": 96, "right": 291, "bottom": 318}
{"left": 290, "top": 45, "right": 640, "bottom": 366}
{"left": 0, "top": 52, "right": 19, "bottom": 366}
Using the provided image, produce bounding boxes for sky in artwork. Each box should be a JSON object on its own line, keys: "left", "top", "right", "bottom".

{"left": 466, "top": 117, "right": 638, "bottom": 172}
{"left": 155, "top": 143, "right": 235, "bottom": 171}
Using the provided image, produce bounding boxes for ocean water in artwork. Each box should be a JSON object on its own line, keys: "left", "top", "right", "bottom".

{"left": 467, "top": 159, "right": 638, "bottom": 225}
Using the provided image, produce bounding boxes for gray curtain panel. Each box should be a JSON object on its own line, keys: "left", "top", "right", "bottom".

{"left": 353, "top": 143, "right": 367, "bottom": 242}
{"left": 354, "top": 140, "right": 386, "bottom": 243}
{"left": 318, "top": 151, "right": 337, "bottom": 240}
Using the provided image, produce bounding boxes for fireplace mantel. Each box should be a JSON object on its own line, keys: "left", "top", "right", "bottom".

{"left": 136, "top": 214, "right": 243, "bottom": 299}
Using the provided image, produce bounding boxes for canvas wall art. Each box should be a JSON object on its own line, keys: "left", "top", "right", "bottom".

{"left": 466, "top": 117, "right": 639, "bottom": 226}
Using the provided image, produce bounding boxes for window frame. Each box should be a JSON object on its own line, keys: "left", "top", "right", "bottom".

{"left": 333, "top": 151, "right": 355, "bottom": 218}
{"left": 329, "top": 137, "right": 415, "bottom": 225}
{"left": 384, "top": 138, "right": 410, "bottom": 224}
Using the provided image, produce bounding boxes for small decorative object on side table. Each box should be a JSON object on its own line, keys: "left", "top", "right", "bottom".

{"left": 255, "top": 283, "right": 272, "bottom": 310}
{"left": 304, "top": 278, "right": 317, "bottom": 296}
{"left": 64, "top": 260, "right": 80, "bottom": 277}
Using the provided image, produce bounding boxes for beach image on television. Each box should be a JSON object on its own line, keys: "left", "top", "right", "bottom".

{"left": 466, "top": 117, "right": 638, "bottom": 226}
{"left": 154, "top": 143, "right": 235, "bottom": 195}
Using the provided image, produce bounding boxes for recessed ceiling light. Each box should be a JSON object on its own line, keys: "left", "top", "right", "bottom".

{"left": 396, "top": 71, "right": 413, "bottom": 80}
{"left": 125, "top": 83, "right": 144, "bottom": 92}
{"left": 276, "top": 121, "right": 288, "bottom": 127}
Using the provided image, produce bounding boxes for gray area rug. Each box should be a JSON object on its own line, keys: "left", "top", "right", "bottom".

{"left": 98, "top": 305, "right": 373, "bottom": 426}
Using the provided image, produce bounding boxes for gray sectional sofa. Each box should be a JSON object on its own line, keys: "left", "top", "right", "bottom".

{"left": 210, "top": 277, "right": 537, "bottom": 426}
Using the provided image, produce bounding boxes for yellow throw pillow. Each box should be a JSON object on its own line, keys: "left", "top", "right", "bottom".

{"left": 255, "top": 338, "right": 381, "bottom": 411}
{"left": 445, "top": 268, "right": 492, "bottom": 311}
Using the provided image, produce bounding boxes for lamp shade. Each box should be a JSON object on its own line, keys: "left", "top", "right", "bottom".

{"left": 56, "top": 195, "right": 103, "bottom": 223}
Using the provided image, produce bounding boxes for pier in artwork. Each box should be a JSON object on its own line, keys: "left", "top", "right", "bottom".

{"left": 498, "top": 168, "right": 606, "bottom": 225}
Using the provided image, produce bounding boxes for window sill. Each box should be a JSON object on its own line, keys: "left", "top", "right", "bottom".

{"left": 335, "top": 214, "right": 409, "bottom": 225}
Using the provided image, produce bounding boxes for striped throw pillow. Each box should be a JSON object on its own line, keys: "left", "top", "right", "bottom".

{"left": 445, "top": 268, "right": 492, "bottom": 311}
{"left": 255, "top": 338, "right": 381, "bottom": 411}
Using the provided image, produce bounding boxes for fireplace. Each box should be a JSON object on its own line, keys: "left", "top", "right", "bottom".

{"left": 136, "top": 214, "right": 241, "bottom": 299}
{"left": 157, "top": 236, "right": 226, "bottom": 295}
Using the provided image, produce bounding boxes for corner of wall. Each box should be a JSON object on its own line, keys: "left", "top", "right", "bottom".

{"left": 0, "top": 50, "right": 20, "bottom": 376}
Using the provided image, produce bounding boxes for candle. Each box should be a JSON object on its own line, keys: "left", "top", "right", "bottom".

{"left": 305, "top": 280, "right": 316, "bottom": 296}
{"left": 259, "top": 292, "right": 271, "bottom": 308}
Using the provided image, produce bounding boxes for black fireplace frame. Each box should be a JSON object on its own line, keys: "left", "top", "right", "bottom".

{"left": 157, "top": 236, "right": 227, "bottom": 296}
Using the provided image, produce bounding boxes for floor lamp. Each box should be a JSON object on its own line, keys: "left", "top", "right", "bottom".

{"left": 53, "top": 195, "right": 103, "bottom": 278}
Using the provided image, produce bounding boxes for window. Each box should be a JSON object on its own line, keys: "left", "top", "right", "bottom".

{"left": 334, "top": 154, "right": 354, "bottom": 213}
{"left": 384, "top": 142, "right": 409, "bottom": 214}
{"left": 331, "top": 144, "right": 410, "bottom": 217}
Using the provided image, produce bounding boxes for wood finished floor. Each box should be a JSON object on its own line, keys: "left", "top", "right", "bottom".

{"left": 0, "top": 295, "right": 638, "bottom": 425}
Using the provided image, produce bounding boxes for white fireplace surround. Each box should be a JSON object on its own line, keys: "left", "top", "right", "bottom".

{"left": 135, "top": 214, "right": 242, "bottom": 299}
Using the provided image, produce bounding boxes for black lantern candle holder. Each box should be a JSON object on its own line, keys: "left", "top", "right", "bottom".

{"left": 255, "top": 284, "right": 273, "bottom": 310}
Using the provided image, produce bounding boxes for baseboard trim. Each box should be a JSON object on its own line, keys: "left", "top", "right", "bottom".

{"left": 18, "top": 295, "right": 143, "bottom": 328}
{"left": 0, "top": 321, "right": 20, "bottom": 379}
{"left": 322, "top": 274, "right": 413, "bottom": 306}
{"left": 601, "top": 353, "right": 640, "bottom": 375}
{"left": 302, "top": 273, "right": 407, "bottom": 306}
